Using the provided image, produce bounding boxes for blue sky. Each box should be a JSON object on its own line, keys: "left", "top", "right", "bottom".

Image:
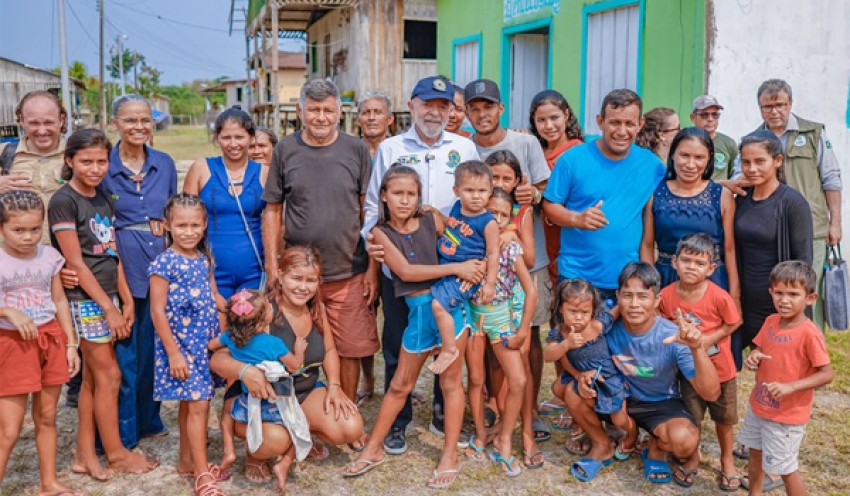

{"left": 0, "top": 0, "right": 303, "bottom": 85}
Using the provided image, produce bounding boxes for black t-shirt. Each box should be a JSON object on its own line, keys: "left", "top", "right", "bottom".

{"left": 263, "top": 131, "right": 371, "bottom": 281}
{"left": 48, "top": 184, "right": 119, "bottom": 300}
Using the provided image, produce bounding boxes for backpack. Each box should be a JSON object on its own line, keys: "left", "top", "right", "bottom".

{"left": 0, "top": 141, "right": 17, "bottom": 175}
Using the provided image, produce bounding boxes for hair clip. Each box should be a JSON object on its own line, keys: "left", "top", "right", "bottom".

{"left": 231, "top": 289, "right": 255, "bottom": 316}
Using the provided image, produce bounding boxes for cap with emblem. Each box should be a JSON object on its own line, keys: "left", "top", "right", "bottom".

{"left": 692, "top": 95, "right": 724, "bottom": 112}
{"left": 411, "top": 76, "right": 454, "bottom": 102}
{"left": 464, "top": 79, "right": 501, "bottom": 104}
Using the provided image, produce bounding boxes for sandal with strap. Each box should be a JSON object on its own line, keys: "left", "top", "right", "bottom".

{"left": 465, "top": 435, "right": 487, "bottom": 462}
{"left": 244, "top": 461, "right": 272, "bottom": 483}
{"left": 489, "top": 450, "right": 521, "bottom": 477}
{"left": 194, "top": 472, "right": 226, "bottom": 496}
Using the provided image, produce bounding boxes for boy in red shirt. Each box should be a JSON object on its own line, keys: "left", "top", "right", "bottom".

{"left": 658, "top": 233, "right": 742, "bottom": 490}
{"left": 738, "top": 260, "right": 833, "bottom": 496}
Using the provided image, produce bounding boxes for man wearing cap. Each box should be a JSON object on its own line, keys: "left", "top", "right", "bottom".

{"left": 734, "top": 79, "right": 842, "bottom": 329}
{"left": 361, "top": 76, "right": 479, "bottom": 462}
{"left": 690, "top": 95, "right": 737, "bottom": 181}
{"left": 464, "top": 78, "right": 553, "bottom": 450}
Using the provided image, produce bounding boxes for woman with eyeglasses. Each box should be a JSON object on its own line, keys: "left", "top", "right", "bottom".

{"left": 636, "top": 107, "right": 680, "bottom": 164}
{"left": 60, "top": 94, "right": 176, "bottom": 451}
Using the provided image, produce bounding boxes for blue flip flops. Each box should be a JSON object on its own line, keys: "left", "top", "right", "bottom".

{"left": 489, "top": 450, "right": 522, "bottom": 477}
{"left": 570, "top": 457, "right": 614, "bottom": 482}
{"left": 641, "top": 448, "right": 672, "bottom": 484}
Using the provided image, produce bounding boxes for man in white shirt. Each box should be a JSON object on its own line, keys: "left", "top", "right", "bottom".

{"left": 362, "top": 76, "right": 479, "bottom": 459}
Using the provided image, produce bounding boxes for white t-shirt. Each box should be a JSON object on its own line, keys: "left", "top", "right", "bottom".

{"left": 0, "top": 244, "right": 65, "bottom": 329}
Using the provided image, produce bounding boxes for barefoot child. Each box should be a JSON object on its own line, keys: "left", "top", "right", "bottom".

{"left": 149, "top": 193, "right": 228, "bottom": 495}
{"left": 345, "top": 165, "right": 484, "bottom": 489}
{"left": 49, "top": 129, "right": 157, "bottom": 479}
{"left": 544, "top": 279, "right": 636, "bottom": 482}
{"left": 657, "top": 233, "right": 742, "bottom": 490}
{"left": 465, "top": 187, "right": 538, "bottom": 476}
{"left": 429, "top": 160, "right": 499, "bottom": 374}
{"left": 738, "top": 261, "right": 833, "bottom": 496}
{"left": 0, "top": 191, "right": 81, "bottom": 496}
{"left": 208, "top": 288, "right": 308, "bottom": 488}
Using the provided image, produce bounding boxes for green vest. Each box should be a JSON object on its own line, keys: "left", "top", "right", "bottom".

{"left": 757, "top": 115, "right": 829, "bottom": 239}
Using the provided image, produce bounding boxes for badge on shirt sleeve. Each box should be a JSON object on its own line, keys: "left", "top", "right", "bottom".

{"left": 447, "top": 150, "right": 461, "bottom": 169}
{"left": 794, "top": 135, "right": 806, "bottom": 147}
{"left": 826, "top": 140, "right": 832, "bottom": 149}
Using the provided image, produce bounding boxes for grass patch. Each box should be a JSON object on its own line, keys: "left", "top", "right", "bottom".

{"left": 826, "top": 330, "right": 850, "bottom": 393}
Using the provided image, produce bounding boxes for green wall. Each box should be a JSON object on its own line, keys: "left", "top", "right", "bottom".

{"left": 437, "top": 0, "right": 704, "bottom": 128}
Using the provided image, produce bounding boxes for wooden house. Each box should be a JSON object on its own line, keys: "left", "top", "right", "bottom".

{"left": 0, "top": 56, "right": 86, "bottom": 126}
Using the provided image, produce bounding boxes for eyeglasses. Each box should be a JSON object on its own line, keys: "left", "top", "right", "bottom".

{"left": 759, "top": 102, "right": 789, "bottom": 113}
{"left": 662, "top": 126, "right": 681, "bottom": 134}
{"left": 120, "top": 118, "right": 154, "bottom": 127}
{"left": 695, "top": 111, "right": 721, "bottom": 119}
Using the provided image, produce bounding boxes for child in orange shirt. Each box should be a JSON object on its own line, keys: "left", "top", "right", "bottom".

{"left": 738, "top": 261, "right": 833, "bottom": 496}
{"left": 658, "top": 233, "right": 741, "bottom": 490}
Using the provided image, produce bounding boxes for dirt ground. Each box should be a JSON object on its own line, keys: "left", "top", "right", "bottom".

{"left": 2, "top": 330, "right": 849, "bottom": 496}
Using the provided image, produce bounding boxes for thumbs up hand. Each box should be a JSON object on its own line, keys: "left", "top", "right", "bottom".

{"left": 513, "top": 173, "right": 538, "bottom": 205}
{"left": 576, "top": 200, "right": 608, "bottom": 230}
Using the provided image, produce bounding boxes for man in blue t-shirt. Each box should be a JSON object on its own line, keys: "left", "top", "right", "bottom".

{"left": 543, "top": 89, "right": 666, "bottom": 303}
{"left": 562, "top": 262, "right": 720, "bottom": 484}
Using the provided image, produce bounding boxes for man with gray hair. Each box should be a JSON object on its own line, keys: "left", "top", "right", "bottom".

{"left": 358, "top": 89, "right": 395, "bottom": 159}
{"left": 737, "top": 78, "right": 842, "bottom": 330}
{"left": 263, "top": 79, "right": 378, "bottom": 423}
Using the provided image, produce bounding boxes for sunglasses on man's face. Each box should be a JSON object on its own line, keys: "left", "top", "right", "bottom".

{"left": 695, "top": 111, "right": 721, "bottom": 119}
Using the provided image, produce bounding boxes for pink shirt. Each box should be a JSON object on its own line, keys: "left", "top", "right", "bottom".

{"left": 0, "top": 245, "right": 64, "bottom": 329}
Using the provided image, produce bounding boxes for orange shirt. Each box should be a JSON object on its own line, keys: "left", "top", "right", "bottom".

{"left": 659, "top": 281, "right": 740, "bottom": 382}
{"left": 750, "top": 314, "right": 830, "bottom": 424}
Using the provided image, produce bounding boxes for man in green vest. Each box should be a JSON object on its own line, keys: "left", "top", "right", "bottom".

{"left": 751, "top": 78, "right": 842, "bottom": 330}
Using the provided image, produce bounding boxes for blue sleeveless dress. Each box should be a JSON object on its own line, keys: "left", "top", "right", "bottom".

{"left": 199, "top": 157, "right": 265, "bottom": 298}
{"left": 652, "top": 180, "right": 728, "bottom": 290}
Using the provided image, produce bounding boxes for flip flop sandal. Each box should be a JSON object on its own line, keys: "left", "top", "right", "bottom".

{"left": 641, "top": 449, "right": 672, "bottom": 484}
{"left": 308, "top": 442, "right": 330, "bottom": 460}
{"left": 244, "top": 461, "right": 272, "bottom": 483}
{"left": 673, "top": 465, "right": 698, "bottom": 488}
{"left": 733, "top": 445, "right": 750, "bottom": 460}
{"left": 570, "top": 457, "right": 613, "bottom": 482}
{"left": 531, "top": 418, "right": 551, "bottom": 443}
{"left": 538, "top": 399, "right": 566, "bottom": 415}
{"left": 465, "top": 436, "right": 488, "bottom": 462}
{"left": 207, "top": 463, "right": 231, "bottom": 482}
{"left": 356, "top": 391, "right": 373, "bottom": 407}
{"left": 550, "top": 412, "right": 574, "bottom": 431}
{"left": 741, "top": 474, "right": 784, "bottom": 492}
{"left": 614, "top": 444, "right": 635, "bottom": 461}
{"left": 426, "top": 468, "right": 459, "bottom": 489}
{"left": 523, "top": 450, "right": 544, "bottom": 469}
{"left": 564, "top": 432, "right": 592, "bottom": 456}
{"left": 342, "top": 457, "right": 387, "bottom": 478}
{"left": 489, "top": 451, "right": 521, "bottom": 477}
{"left": 719, "top": 471, "right": 744, "bottom": 492}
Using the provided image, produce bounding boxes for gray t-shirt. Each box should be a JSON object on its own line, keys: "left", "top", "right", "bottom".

{"left": 263, "top": 131, "right": 372, "bottom": 281}
{"left": 475, "top": 130, "right": 551, "bottom": 272}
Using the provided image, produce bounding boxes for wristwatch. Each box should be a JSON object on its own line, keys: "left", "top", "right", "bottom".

{"left": 533, "top": 189, "right": 543, "bottom": 205}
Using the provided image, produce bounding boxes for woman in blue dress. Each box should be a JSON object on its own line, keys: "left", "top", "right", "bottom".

{"left": 184, "top": 106, "right": 266, "bottom": 299}
{"left": 640, "top": 127, "right": 740, "bottom": 301}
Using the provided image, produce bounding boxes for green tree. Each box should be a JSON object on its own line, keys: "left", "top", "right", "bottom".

{"left": 109, "top": 49, "right": 145, "bottom": 81}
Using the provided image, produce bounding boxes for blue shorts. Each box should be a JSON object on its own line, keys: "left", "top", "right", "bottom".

{"left": 431, "top": 276, "right": 479, "bottom": 313}
{"left": 231, "top": 393, "right": 285, "bottom": 426}
{"left": 402, "top": 292, "right": 467, "bottom": 354}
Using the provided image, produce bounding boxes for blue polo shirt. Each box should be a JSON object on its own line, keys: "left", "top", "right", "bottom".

{"left": 543, "top": 141, "right": 664, "bottom": 289}
{"left": 101, "top": 144, "right": 177, "bottom": 298}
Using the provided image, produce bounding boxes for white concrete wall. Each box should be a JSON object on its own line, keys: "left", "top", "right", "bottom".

{"left": 707, "top": 0, "right": 850, "bottom": 235}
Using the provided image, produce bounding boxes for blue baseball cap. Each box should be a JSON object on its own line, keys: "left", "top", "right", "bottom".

{"left": 411, "top": 76, "right": 454, "bottom": 102}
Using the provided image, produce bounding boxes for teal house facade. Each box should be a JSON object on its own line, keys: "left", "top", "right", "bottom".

{"left": 436, "top": 0, "right": 705, "bottom": 134}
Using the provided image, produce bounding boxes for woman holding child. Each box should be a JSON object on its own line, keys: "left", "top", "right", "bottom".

{"left": 209, "top": 246, "right": 362, "bottom": 492}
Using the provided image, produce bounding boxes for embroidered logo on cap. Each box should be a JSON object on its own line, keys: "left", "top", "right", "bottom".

{"left": 433, "top": 79, "right": 447, "bottom": 91}
{"left": 475, "top": 81, "right": 486, "bottom": 94}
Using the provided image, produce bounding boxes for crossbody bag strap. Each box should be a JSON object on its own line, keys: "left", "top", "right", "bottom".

{"left": 226, "top": 167, "right": 264, "bottom": 270}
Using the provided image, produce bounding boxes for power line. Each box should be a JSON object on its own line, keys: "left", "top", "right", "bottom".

{"left": 111, "top": 3, "right": 231, "bottom": 33}
{"left": 66, "top": 0, "right": 98, "bottom": 51}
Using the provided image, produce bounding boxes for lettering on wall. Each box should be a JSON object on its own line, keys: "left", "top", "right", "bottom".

{"left": 503, "top": 0, "right": 561, "bottom": 22}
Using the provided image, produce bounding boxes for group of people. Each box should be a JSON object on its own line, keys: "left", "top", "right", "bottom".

{"left": 0, "top": 71, "right": 837, "bottom": 496}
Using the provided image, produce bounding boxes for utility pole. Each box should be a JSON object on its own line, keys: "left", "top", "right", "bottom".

{"left": 57, "top": 0, "right": 73, "bottom": 136}
{"left": 99, "top": 0, "right": 106, "bottom": 129}
{"left": 116, "top": 34, "right": 127, "bottom": 96}
{"left": 133, "top": 52, "right": 139, "bottom": 92}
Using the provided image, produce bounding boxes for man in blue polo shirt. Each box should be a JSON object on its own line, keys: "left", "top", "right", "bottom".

{"left": 543, "top": 88, "right": 666, "bottom": 302}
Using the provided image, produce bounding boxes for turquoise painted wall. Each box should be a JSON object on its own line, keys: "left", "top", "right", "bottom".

{"left": 437, "top": 0, "right": 704, "bottom": 128}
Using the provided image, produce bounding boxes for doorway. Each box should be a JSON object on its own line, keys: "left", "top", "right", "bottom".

{"left": 509, "top": 28, "right": 549, "bottom": 129}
